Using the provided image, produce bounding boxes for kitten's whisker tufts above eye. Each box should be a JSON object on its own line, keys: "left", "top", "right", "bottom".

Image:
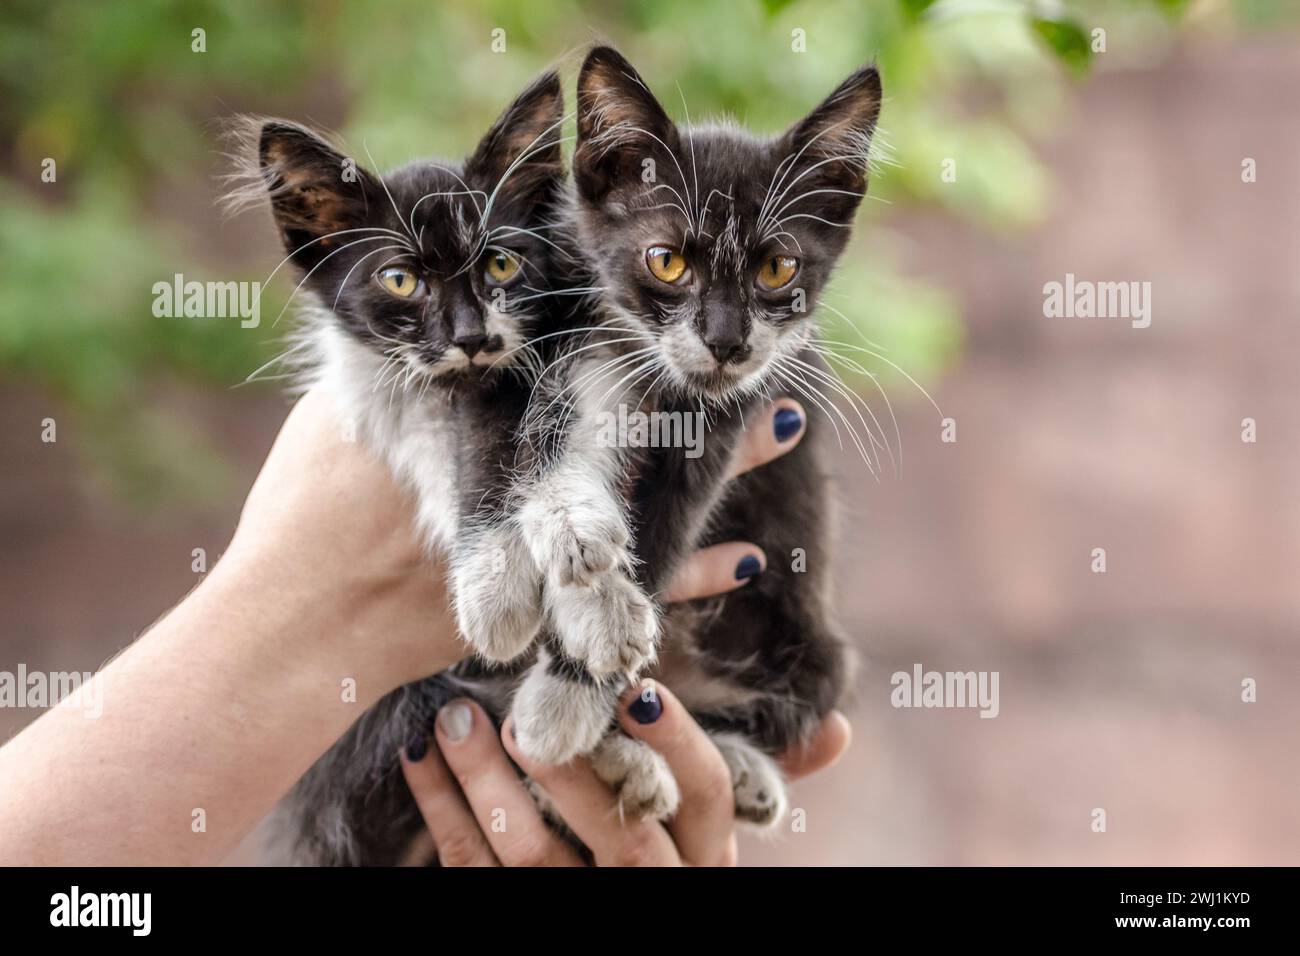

{"left": 765, "top": 231, "right": 804, "bottom": 254}
{"left": 361, "top": 139, "right": 418, "bottom": 243}
{"left": 272, "top": 234, "right": 403, "bottom": 329}
{"left": 488, "top": 224, "right": 578, "bottom": 262}
{"left": 645, "top": 184, "right": 694, "bottom": 232}
{"left": 696, "top": 186, "right": 734, "bottom": 235}
{"left": 407, "top": 185, "right": 489, "bottom": 234}
{"left": 255, "top": 227, "right": 413, "bottom": 309}
{"left": 776, "top": 212, "right": 852, "bottom": 230}
{"left": 766, "top": 186, "right": 865, "bottom": 228}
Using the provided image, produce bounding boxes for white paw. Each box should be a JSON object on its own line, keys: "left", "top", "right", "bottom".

{"left": 547, "top": 573, "right": 659, "bottom": 678}
{"left": 517, "top": 492, "right": 630, "bottom": 588}
{"left": 452, "top": 527, "right": 543, "bottom": 663}
{"left": 511, "top": 663, "right": 614, "bottom": 765}
{"left": 591, "top": 734, "right": 680, "bottom": 822}
{"left": 554, "top": 520, "right": 628, "bottom": 587}
{"left": 714, "top": 734, "right": 788, "bottom": 831}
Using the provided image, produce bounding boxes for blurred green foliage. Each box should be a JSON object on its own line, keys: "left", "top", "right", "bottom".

{"left": 0, "top": 0, "right": 1264, "bottom": 503}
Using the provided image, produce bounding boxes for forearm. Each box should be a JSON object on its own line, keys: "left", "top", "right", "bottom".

{"left": 0, "top": 545, "right": 439, "bottom": 866}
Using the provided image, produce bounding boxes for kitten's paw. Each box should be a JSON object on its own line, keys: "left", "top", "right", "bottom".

{"left": 451, "top": 527, "right": 543, "bottom": 663}
{"left": 517, "top": 493, "right": 629, "bottom": 588}
{"left": 548, "top": 573, "right": 659, "bottom": 678}
{"left": 553, "top": 518, "right": 629, "bottom": 588}
{"left": 511, "top": 663, "right": 618, "bottom": 765}
{"left": 714, "top": 734, "right": 788, "bottom": 831}
{"left": 590, "top": 733, "right": 680, "bottom": 822}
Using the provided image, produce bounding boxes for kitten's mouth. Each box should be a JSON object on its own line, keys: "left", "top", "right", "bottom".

{"left": 462, "top": 334, "right": 505, "bottom": 366}
{"left": 681, "top": 365, "right": 745, "bottom": 395}
{"left": 424, "top": 334, "right": 508, "bottom": 378}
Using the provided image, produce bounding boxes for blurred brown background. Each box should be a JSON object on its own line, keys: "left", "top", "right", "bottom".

{"left": 2, "top": 1, "right": 1297, "bottom": 865}
{"left": 745, "top": 33, "right": 1300, "bottom": 865}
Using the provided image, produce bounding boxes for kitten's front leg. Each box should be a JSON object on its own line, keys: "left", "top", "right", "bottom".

{"left": 450, "top": 521, "right": 543, "bottom": 663}
{"left": 368, "top": 382, "right": 543, "bottom": 666}
{"left": 515, "top": 414, "right": 659, "bottom": 678}
{"left": 515, "top": 451, "right": 631, "bottom": 588}
{"left": 511, "top": 639, "right": 624, "bottom": 763}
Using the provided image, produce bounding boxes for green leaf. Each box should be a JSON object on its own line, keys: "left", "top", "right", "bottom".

{"left": 899, "top": 0, "right": 938, "bottom": 22}
{"left": 1031, "top": 16, "right": 1092, "bottom": 76}
{"left": 760, "top": 0, "right": 798, "bottom": 17}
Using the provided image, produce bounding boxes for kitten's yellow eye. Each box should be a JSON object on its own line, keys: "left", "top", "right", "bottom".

{"left": 377, "top": 266, "right": 421, "bottom": 298}
{"left": 646, "top": 246, "right": 687, "bottom": 284}
{"left": 485, "top": 251, "right": 520, "bottom": 283}
{"left": 757, "top": 255, "right": 799, "bottom": 290}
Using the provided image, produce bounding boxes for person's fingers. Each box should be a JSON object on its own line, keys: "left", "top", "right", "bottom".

{"left": 777, "top": 711, "right": 853, "bottom": 780}
{"left": 616, "top": 681, "right": 737, "bottom": 867}
{"left": 399, "top": 736, "right": 498, "bottom": 867}
{"left": 501, "top": 719, "right": 681, "bottom": 867}
{"left": 662, "top": 541, "right": 766, "bottom": 603}
{"left": 433, "top": 700, "right": 583, "bottom": 867}
{"left": 725, "top": 399, "right": 806, "bottom": 480}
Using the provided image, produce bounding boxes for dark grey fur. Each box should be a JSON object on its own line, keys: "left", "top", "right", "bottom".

{"left": 256, "top": 50, "right": 881, "bottom": 864}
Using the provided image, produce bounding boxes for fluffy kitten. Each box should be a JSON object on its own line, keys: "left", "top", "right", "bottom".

{"left": 466, "top": 48, "right": 883, "bottom": 827}
{"left": 244, "top": 46, "right": 882, "bottom": 861}
{"left": 231, "top": 74, "right": 578, "bottom": 865}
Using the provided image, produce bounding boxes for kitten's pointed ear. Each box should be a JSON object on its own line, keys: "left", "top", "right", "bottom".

{"left": 467, "top": 71, "right": 565, "bottom": 207}
{"left": 780, "top": 64, "right": 883, "bottom": 221}
{"left": 258, "top": 121, "right": 378, "bottom": 266}
{"left": 574, "top": 46, "right": 677, "bottom": 204}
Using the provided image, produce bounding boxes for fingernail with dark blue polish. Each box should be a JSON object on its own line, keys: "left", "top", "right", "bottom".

{"left": 405, "top": 734, "right": 428, "bottom": 762}
{"left": 628, "top": 686, "right": 663, "bottom": 724}
{"left": 774, "top": 407, "right": 803, "bottom": 443}
{"left": 735, "top": 554, "right": 762, "bottom": 581}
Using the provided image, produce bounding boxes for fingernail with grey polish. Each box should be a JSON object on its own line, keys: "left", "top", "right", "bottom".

{"left": 438, "top": 701, "right": 473, "bottom": 743}
{"left": 774, "top": 407, "right": 803, "bottom": 443}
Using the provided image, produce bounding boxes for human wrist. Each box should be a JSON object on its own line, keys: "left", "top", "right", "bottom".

{"left": 212, "top": 525, "right": 458, "bottom": 696}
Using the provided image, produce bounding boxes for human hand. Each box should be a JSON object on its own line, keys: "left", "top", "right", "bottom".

{"left": 393, "top": 397, "right": 828, "bottom": 866}
{"left": 218, "top": 390, "right": 807, "bottom": 691}
{"left": 399, "top": 684, "right": 850, "bottom": 866}
{"left": 217, "top": 388, "right": 460, "bottom": 689}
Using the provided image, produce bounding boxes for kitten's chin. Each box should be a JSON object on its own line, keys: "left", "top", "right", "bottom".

{"left": 431, "top": 362, "right": 508, "bottom": 383}
{"left": 679, "top": 366, "right": 747, "bottom": 397}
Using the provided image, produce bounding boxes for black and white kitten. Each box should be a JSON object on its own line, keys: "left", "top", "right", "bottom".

{"left": 469, "top": 48, "right": 883, "bottom": 827}
{"left": 232, "top": 74, "right": 582, "bottom": 865}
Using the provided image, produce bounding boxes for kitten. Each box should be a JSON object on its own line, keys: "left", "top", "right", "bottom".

{"left": 470, "top": 47, "right": 883, "bottom": 826}
{"left": 230, "top": 73, "right": 579, "bottom": 864}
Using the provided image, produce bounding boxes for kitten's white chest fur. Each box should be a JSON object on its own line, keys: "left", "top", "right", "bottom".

{"left": 306, "top": 320, "right": 460, "bottom": 549}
